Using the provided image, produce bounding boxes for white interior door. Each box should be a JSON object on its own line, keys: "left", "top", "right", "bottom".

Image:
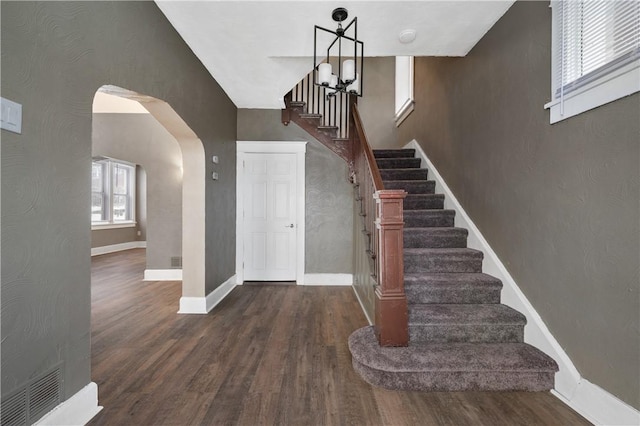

{"left": 242, "top": 152, "right": 298, "bottom": 281}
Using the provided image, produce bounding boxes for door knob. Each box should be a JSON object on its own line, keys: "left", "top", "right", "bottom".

{"left": 285, "top": 224, "right": 294, "bottom": 228}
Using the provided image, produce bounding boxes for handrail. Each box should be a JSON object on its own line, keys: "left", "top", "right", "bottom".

{"left": 351, "top": 105, "right": 384, "bottom": 190}
{"left": 350, "top": 101, "right": 408, "bottom": 347}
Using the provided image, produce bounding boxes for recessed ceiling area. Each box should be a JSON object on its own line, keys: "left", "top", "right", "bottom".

{"left": 155, "top": 1, "right": 514, "bottom": 109}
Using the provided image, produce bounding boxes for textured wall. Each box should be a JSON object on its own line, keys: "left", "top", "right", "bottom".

{"left": 237, "top": 109, "right": 353, "bottom": 274}
{"left": 357, "top": 57, "right": 398, "bottom": 149}
{"left": 397, "top": 1, "right": 640, "bottom": 408}
{"left": 1, "top": 1, "right": 236, "bottom": 403}
{"left": 92, "top": 113, "right": 182, "bottom": 269}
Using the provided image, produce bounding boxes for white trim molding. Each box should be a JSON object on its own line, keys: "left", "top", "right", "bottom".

{"left": 552, "top": 380, "right": 640, "bottom": 426}
{"left": 302, "top": 273, "right": 353, "bottom": 286}
{"left": 34, "top": 382, "right": 102, "bottom": 426}
{"left": 545, "top": 61, "right": 640, "bottom": 124}
{"left": 236, "top": 141, "right": 306, "bottom": 285}
{"left": 143, "top": 269, "right": 182, "bottom": 281}
{"left": 405, "top": 139, "right": 640, "bottom": 426}
{"left": 178, "top": 274, "right": 237, "bottom": 314}
{"left": 91, "top": 241, "right": 146, "bottom": 256}
{"left": 91, "top": 221, "right": 137, "bottom": 231}
{"left": 395, "top": 56, "right": 414, "bottom": 126}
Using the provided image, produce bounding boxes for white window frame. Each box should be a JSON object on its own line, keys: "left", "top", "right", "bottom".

{"left": 395, "top": 56, "right": 415, "bottom": 126}
{"left": 91, "top": 158, "right": 136, "bottom": 230}
{"left": 545, "top": 0, "right": 640, "bottom": 124}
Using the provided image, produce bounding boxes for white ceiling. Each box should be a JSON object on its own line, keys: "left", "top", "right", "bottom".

{"left": 155, "top": 1, "right": 514, "bottom": 109}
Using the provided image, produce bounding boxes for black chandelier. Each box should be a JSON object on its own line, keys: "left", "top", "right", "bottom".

{"left": 313, "top": 7, "right": 364, "bottom": 97}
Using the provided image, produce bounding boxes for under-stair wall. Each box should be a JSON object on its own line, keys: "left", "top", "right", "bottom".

{"left": 352, "top": 189, "right": 376, "bottom": 325}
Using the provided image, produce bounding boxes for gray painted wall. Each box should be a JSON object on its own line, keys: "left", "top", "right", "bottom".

{"left": 237, "top": 109, "right": 353, "bottom": 274}
{"left": 92, "top": 113, "right": 182, "bottom": 270}
{"left": 358, "top": 57, "right": 397, "bottom": 149}
{"left": 92, "top": 227, "right": 138, "bottom": 248}
{"left": 397, "top": 1, "right": 639, "bottom": 408}
{"left": 1, "top": 1, "right": 236, "bottom": 403}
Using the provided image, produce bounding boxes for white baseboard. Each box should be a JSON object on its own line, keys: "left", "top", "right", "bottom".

{"left": 302, "top": 273, "right": 353, "bottom": 286}
{"left": 143, "top": 269, "right": 182, "bottom": 281}
{"left": 35, "top": 382, "right": 102, "bottom": 426}
{"left": 552, "top": 380, "right": 640, "bottom": 426}
{"left": 178, "top": 274, "right": 236, "bottom": 314}
{"left": 405, "top": 139, "right": 640, "bottom": 426}
{"left": 91, "top": 241, "right": 146, "bottom": 256}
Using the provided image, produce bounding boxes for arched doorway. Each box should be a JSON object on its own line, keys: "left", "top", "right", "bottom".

{"left": 92, "top": 85, "right": 206, "bottom": 308}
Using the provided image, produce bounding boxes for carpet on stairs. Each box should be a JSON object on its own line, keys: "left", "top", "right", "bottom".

{"left": 348, "top": 148, "right": 558, "bottom": 392}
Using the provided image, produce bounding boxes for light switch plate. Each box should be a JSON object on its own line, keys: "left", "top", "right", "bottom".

{"left": 212, "top": 155, "right": 219, "bottom": 164}
{"left": 212, "top": 172, "right": 219, "bottom": 180}
{"left": 1, "top": 97, "right": 22, "bottom": 134}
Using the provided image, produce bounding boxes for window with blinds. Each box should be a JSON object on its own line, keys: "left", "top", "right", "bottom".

{"left": 546, "top": 0, "right": 640, "bottom": 123}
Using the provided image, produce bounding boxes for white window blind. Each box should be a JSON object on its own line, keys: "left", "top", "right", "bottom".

{"left": 547, "top": 0, "right": 640, "bottom": 122}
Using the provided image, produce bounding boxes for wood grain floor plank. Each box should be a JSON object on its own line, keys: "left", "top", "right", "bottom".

{"left": 89, "top": 249, "right": 590, "bottom": 426}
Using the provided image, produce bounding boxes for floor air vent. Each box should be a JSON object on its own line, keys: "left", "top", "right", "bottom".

{"left": 171, "top": 256, "right": 182, "bottom": 268}
{"left": 1, "top": 365, "right": 62, "bottom": 426}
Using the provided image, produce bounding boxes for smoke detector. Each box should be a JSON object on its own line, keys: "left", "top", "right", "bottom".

{"left": 399, "top": 29, "right": 417, "bottom": 44}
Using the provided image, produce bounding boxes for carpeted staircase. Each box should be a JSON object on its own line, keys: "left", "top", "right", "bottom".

{"left": 349, "top": 148, "right": 559, "bottom": 391}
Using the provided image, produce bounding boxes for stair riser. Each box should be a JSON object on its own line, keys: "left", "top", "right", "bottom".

{"left": 404, "top": 233, "right": 466, "bottom": 248}
{"left": 404, "top": 215, "right": 454, "bottom": 227}
{"left": 376, "top": 158, "right": 422, "bottom": 169}
{"left": 404, "top": 196, "right": 444, "bottom": 210}
{"left": 353, "top": 360, "right": 555, "bottom": 392}
{"left": 373, "top": 149, "right": 415, "bottom": 159}
{"left": 380, "top": 169, "right": 428, "bottom": 181}
{"left": 404, "top": 255, "right": 482, "bottom": 273}
{"left": 405, "top": 285, "right": 501, "bottom": 304}
{"left": 409, "top": 325, "right": 524, "bottom": 344}
{"left": 384, "top": 181, "right": 436, "bottom": 194}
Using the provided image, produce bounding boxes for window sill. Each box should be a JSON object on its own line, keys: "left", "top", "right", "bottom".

{"left": 395, "top": 100, "right": 415, "bottom": 127}
{"left": 91, "top": 222, "right": 137, "bottom": 231}
{"left": 545, "top": 60, "right": 640, "bottom": 124}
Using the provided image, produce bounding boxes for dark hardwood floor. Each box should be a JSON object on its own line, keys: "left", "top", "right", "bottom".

{"left": 89, "top": 249, "right": 590, "bottom": 426}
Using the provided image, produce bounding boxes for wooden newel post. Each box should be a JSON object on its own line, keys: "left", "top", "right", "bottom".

{"left": 373, "top": 189, "right": 409, "bottom": 347}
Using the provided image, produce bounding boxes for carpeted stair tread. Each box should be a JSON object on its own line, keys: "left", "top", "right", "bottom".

{"left": 349, "top": 327, "right": 558, "bottom": 391}
{"left": 404, "top": 248, "right": 483, "bottom": 273}
{"left": 405, "top": 272, "right": 501, "bottom": 286}
{"left": 349, "top": 327, "right": 558, "bottom": 372}
{"left": 403, "top": 194, "right": 445, "bottom": 210}
{"left": 404, "top": 210, "right": 455, "bottom": 227}
{"left": 408, "top": 304, "right": 525, "bottom": 343}
{"left": 373, "top": 149, "right": 416, "bottom": 158}
{"left": 404, "top": 273, "right": 502, "bottom": 304}
{"left": 408, "top": 304, "right": 526, "bottom": 325}
{"left": 383, "top": 180, "right": 436, "bottom": 194}
{"left": 376, "top": 158, "right": 422, "bottom": 169}
{"left": 380, "top": 168, "right": 428, "bottom": 181}
{"left": 404, "top": 227, "right": 468, "bottom": 248}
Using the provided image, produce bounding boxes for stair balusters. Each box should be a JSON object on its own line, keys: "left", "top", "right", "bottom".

{"left": 283, "top": 71, "right": 409, "bottom": 347}
{"left": 351, "top": 105, "right": 409, "bottom": 347}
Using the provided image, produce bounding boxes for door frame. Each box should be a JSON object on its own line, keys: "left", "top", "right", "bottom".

{"left": 236, "top": 141, "right": 307, "bottom": 285}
